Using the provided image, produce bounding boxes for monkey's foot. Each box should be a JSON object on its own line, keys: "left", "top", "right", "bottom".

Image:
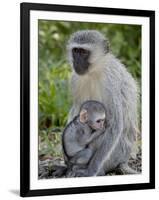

{"left": 66, "top": 168, "right": 89, "bottom": 177}
{"left": 116, "top": 163, "right": 139, "bottom": 175}
{"left": 52, "top": 165, "right": 67, "bottom": 177}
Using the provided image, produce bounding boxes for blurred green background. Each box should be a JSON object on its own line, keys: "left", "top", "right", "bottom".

{"left": 38, "top": 20, "right": 141, "bottom": 159}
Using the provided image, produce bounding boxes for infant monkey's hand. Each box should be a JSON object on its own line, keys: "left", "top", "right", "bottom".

{"left": 66, "top": 165, "right": 82, "bottom": 177}
{"left": 73, "top": 169, "right": 90, "bottom": 177}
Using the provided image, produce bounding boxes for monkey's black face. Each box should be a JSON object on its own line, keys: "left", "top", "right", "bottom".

{"left": 72, "top": 48, "right": 90, "bottom": 75}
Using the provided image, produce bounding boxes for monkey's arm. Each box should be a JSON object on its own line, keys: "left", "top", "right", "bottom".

{"left": 86, "top": 129, "right": 105, "bottom": 144}
{"left": 78, "top": 129, "right": 104, "bottom": 146}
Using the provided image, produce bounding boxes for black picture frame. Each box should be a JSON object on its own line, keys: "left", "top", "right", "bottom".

{"left": 20, "top": 2, "right": 155, "bottom": 197}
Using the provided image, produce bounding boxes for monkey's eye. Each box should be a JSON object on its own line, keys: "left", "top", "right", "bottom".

{"left": 72, "top": 48, "right": 78, "bottom": 53}
{"left": 96, "top": 119, "right": 105, "bottom": 123}
{"left": 79, "top": 48, "right": 87, "bottom": 54}
{"left": 72, "top": 48, "right": 89, "bottom": 55}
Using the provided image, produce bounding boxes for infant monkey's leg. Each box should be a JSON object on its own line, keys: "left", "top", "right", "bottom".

{"left": 70, "top": 148, "right": 93, "bottom": 165}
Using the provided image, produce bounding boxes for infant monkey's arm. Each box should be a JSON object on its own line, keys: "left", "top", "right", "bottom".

{"left": 69, "top": 119, "right": 105, "bottom": 166}
{"left": 71, "top": 129, "right": 105, "bottom": 165}
{"left": 78, "top": 128, "right": 105, "bottom": 146}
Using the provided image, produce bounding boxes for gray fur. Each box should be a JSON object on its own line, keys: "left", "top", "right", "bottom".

{"left": 68, "top": 30, "right": 109, "bottom": 54}
{"left": 67, "top": 30, "right": 139, "bottom": 176}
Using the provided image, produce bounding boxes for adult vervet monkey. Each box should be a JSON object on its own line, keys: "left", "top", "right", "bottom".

{"left": 66, "top": 30, "right": 139, "bottom": 176}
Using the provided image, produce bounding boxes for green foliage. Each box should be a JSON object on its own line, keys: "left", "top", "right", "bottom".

{"left": 38, "top": 61, "right": 72, "bottom": 129}
{"left": 38, "top": 20, "right": 141, "bottom": 158}
{"left": 39, "top": 129, "right": 63, "bottom": 158}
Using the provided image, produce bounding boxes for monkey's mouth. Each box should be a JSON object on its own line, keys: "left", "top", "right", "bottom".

{"left": 73, "top": 62, "right": 89, "bottom": 75}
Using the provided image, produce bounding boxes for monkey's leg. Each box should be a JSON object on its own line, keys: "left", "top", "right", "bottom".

{"left": 97, "top": 168, "right": 106, "bottom": 176}
{"left": 70, "top": 148, "right": 93, "bottom": 165}
{"left": 116, "top": 163, "right": 138, "bottom": 175}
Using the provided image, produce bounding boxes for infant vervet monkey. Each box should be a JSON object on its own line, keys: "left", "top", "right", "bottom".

{"left": 62, "top": 100, "right": 106, "bottom": 176}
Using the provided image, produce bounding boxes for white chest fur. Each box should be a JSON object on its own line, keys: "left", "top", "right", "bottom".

{"left": 72, "top": 70, "right": 106, "bottom": 105}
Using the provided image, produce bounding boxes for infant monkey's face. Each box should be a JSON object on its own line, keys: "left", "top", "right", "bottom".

{"left": 88, "top": 112, "right": 106, "bottom": 130}
{"left": 79, "top": 101, "right": 106, "bottom": 130}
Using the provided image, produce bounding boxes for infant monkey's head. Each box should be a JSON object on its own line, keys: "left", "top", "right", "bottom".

{"left": 79, "top": 100, "right": 106, "bottom": 130}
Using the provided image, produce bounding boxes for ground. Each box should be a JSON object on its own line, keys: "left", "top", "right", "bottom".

{"left": 38, "top": 148, "right": 141, "bottom": 179}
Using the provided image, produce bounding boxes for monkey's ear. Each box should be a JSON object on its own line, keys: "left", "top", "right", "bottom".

{"left": 79, "top": 109, "right": 88, "bottom": 123}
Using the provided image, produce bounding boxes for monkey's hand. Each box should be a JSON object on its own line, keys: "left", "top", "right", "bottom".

{"left": 72, "top": 169, "right": 91, "bottom": 177}
{"left": 66, "top": 165, "right": 90, "bottom": 177}
{"left": 66, "top": 165, "right": 82, "bottom": 177}
{"left": 66, "top": 170, "right": 76, "bottom": 177}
